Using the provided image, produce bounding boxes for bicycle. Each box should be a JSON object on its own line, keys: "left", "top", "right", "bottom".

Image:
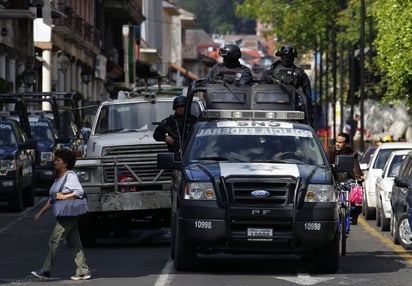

{"left": 336, "top": 181, "right": 352, "bottom": 256}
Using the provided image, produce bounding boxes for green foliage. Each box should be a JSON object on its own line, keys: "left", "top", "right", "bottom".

{"left": 178, "top": 0, "right": 412, "bottom": 106}
{"left": 372, "top": 0, "right": 412, "bottom": 105}
{"left": 236, "top": 0, "right": 339, "bottom": 52}
{"left": 176, "top": 0, "right": 254, "bottom": 34}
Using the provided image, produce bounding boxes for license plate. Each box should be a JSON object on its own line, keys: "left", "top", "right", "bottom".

{"left": 247, "top": 228, "right": 273, "bottom": 241}
{"left": 2, "top": 181, "right": 13, "bottom": 187}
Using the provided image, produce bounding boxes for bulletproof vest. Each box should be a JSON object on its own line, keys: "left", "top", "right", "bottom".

{"left": 213, "top": 64, "right": 245, "bottom": 83}
{"left": 272, "top": 63, "right": 303, "bottom": 87}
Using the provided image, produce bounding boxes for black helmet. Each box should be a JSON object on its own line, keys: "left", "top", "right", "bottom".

{"left": 219, "top": 44, "right": 241, "bottom": 59}
{"left": 173, "top": 96, "right": 187, "bottom": 110}
{"left": 275, "top": 45, "right": 298, "bottom": 58}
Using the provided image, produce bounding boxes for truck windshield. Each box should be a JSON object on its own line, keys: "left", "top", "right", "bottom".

{"left": 0, "top": 124, "right": 18, "bottom": 147}
{"left": 187, "top": 126, "right": 326, "bottom": 165}
{"left": 30, "top": 122, "right": 55, "bottom": 142}
{"left": 95, "top": 101, "right": 200, "bottom": 134}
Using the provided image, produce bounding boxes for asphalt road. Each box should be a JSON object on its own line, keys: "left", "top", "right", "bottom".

{"left": 1, "top": 197, "right": 412, "bottom": 286}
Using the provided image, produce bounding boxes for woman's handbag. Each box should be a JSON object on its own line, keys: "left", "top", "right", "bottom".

{"left": 349, "top": 183, "right": 363, "bottom": 206}
{"left": 51, "top": 172, "right": 88, "bottom": 218}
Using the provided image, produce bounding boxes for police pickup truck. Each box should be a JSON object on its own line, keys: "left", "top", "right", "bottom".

{"left": 157, "top": 82, "right": 353, "bottom": 273}
{"left": 0, "top": 96, "right": 36, "bottom": 211}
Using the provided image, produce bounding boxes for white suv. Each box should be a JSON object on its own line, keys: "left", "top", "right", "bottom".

{"left": 375, "top": 149, "right": 409, "bottom": 231}
{"left": 363, "top": 142, "right": 412, "bottom": 219}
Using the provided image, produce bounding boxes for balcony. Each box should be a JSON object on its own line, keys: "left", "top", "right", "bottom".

{"left": 52, "top": 7, "right": 100, "bottom": 51}
{"left": 102, "top": 0, "right": 144, "bottom": 24}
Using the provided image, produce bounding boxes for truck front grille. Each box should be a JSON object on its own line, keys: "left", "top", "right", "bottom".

{"left": 102, "top": 144, "right": 173, "bottom": 184}
{"left": 224, "top": 176, "right": 297, "bottom": 207}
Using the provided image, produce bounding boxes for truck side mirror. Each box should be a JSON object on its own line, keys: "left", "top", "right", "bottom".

{"left": 157, "top": 152, "right": 182, "bottom": 169}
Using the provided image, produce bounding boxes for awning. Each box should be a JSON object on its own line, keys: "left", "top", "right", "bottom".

{"left": 140, "top": 48, "right": 161, "bottom": 63}
{"left": 170, "top": 63, "right": 198, "bottom": 80}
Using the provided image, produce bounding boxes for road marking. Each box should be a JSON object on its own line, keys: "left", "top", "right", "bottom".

{"left": 0, "top": 197, "right": 47, "bottom": 234}
{"left": 155, "top": 217, "right": 412, "bottom": 286}
{"left": 155, "top": 258, "right": 174, "bottom": 286}
{"left": 275, "top": 273, "right": 335, "bottom": 285}
{"left": 358, "top": 216, "right": 412, "bottom": 266}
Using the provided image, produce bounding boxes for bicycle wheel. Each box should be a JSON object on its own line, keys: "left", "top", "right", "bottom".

{"left": 340, "top": 208, "right": 347, "bottom": 256}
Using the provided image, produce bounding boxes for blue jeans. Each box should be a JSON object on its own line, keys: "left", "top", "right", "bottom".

{"left": 41, "top": 216, "right": 89, "bottom": 276}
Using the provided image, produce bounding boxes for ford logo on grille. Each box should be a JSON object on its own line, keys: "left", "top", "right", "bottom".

{"left": 251, "top": 190, "right": 270, "bottom": 198}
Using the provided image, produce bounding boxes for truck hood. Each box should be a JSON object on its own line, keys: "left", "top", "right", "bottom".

{"left": 0, "top": 146, "right": 17, "bottom": 158}
{"left": 184, "top": 162, "right": 331, "bottom": 184}
{"left": 86, "top": 130, "right": 159, "bottom": 156}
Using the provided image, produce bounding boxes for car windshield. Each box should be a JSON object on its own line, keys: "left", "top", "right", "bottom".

{"left": 187, "top": 124, "right": 326, "bottom": 165}
{"left": 373, "top": 149, "right": 406, "bottom": 169}
{"left": 360, "top": 146, "right": 377, "bottom": 164}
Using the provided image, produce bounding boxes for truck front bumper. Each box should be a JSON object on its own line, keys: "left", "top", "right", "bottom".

{"left": 177, "top": 201, "right": 338, "bottom": 254}
{"left": 86, "top": 190, "right": 171, "bottom": 212}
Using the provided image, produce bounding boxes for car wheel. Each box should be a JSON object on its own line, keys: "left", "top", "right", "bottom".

{"left": 396, "top": 213, "right": 412, "bottom": 250}
{"left": 376, "top": 203, "right": 382, "bottom": 227}
{"left": 380, "top": 201, "right": 390, "bottom": 231}
{"left": 364, "top": 194, "right": 376, "bottom": 220}
{"left": 391, "top": 214, "right": 399, "bottom": 244}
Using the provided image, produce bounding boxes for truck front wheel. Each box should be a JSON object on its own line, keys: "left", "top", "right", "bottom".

{"left": 173, "top": 212, "right": 197, "bottom": 271}
{"left": 9, "top": 180, "right": 23, "bottom": 212}
{"left": 78, "top": 214, "right": 97, "bottom": 247}
{"left": 314, "top": 229, "right": 339, "bottom": 273}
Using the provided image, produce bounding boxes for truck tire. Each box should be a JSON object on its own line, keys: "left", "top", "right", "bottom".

{"left": 113, "top": 214, "right": 131, "bottom": 238}
{"left": 78, "top": 214, "right": 97, "bottom": 247}
{"left": 396, "top": 213, "right": 412, "bottom": 250}
{"left": 9, "top": 180, "right": 23, "bottom": 212}
{"left": 169, "top": 212, "right": 176, "bottom": 260}
{"left": 23, "top": 184, "right": 35, "bottom": 207}
{"left": 315, "top": 229, "right": 339, "bottom": 274}
{"left": 174, "top": 212, "right": 197, "bottom": 271}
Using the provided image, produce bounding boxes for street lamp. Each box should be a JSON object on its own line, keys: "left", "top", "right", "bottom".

{"left": 57, "top": 52, "right": 70, "bottom": 73}
{"left": 81, "top": 65, "right": 92, "bottom": 84}
{"left": 22, "top": 64, "right": 37, "bottom": 88}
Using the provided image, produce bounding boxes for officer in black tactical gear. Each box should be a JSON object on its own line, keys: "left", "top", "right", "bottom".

{"left": 153, "top": 96, "right": 197, "bottom": 153}
{"left": 263, "top": 45, "right": 312, "bottom": 105}
{"left": 205, "top": 44, "right": 253, "bottom": 85}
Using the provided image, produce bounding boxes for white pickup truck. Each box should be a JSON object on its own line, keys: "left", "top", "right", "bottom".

{"left": 74, "top": 87, "right": 204, "bottom": 245}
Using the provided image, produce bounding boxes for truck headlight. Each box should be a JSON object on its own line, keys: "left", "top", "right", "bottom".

{"left": 76, "top": 171, "right": 90, "bottom": 182}
{"left": 40, "top": 151, "right": 53, "bottom": 164}
{"left": 305, "top": 184, "right": 335, "bottom": 202}
{"left": 0, "top": 159, "right": 15, "bottom": 171}
{"left": 184, "top": 182, "right": 216, "bottom": 200}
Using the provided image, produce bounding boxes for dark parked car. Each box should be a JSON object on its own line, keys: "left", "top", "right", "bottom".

{"left": 390, "top": 151, "right": 412, "bottom": 249}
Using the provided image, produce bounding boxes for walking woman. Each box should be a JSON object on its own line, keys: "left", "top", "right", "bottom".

{"left": 31, "top": 148, "right": 91, "bottom": 280}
